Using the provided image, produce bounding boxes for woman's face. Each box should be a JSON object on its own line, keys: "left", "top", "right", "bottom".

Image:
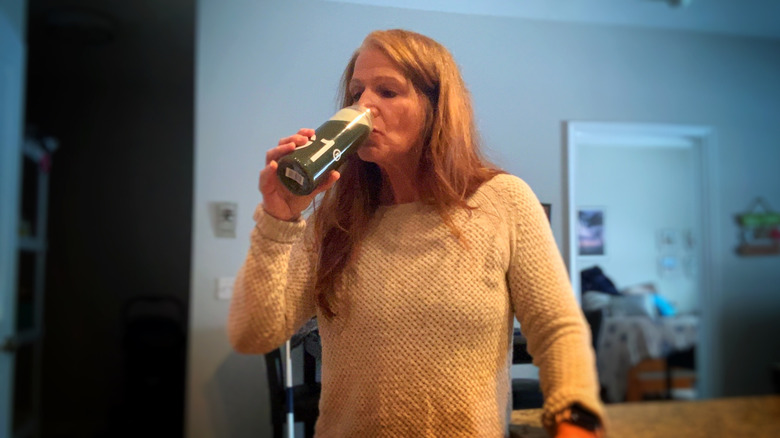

{"left": 348, "top": 46, "right": 429, "bottom": 172}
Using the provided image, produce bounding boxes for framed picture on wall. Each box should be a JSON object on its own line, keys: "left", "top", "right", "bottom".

{"left": 656, "top": 228, "right": 680, "bottom": 253}
{"left": 577, "top": 207, "right": 605, "bottom": 256}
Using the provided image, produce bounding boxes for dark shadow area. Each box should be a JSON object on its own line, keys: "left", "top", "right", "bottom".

{"left": 23, "top": 1, "right": 194, "bottom": 436}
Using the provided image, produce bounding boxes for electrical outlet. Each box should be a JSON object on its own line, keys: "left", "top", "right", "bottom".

{"left": 216, "top": 276, "right": 235, "bottom": 300}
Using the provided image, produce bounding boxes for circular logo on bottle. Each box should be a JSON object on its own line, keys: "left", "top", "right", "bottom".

{"left": 333, "top": 149, "right": 342, "bottom": 161}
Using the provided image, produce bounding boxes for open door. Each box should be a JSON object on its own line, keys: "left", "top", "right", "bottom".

{"left": 566, "top": 122, "right": 720, "bottom": 401}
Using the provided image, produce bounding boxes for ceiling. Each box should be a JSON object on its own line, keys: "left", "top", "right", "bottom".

{"left": 325, "top": 0, "right": 780, "bottom": 40}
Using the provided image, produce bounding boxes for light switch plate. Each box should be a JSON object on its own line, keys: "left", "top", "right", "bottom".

{"left": 217, "top": 276, "right": 235, "bottom": 300}
{"left": 214, "top": 202, "right": 238, "bottom": 238}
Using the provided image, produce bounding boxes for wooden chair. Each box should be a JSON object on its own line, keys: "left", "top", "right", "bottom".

{"left": 626, "top": 347, "right": 696, "bottom": 402}
{"left": 511, "top": 328, "right": 544, "bottom": 409}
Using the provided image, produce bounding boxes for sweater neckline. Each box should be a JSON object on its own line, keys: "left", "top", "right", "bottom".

{"left": 376, "top": 201, "right": 428, "bottom": 215}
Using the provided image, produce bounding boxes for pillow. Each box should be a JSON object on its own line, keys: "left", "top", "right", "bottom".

{"left": 610, "top": 294, "right": 658, "bottom": 319}
{"left": 620, "top": 282, "right": 657, "bottom": 295}
{"left": 653, "top": 294, "right": 677, "bottom": 317}
{"left": 582, "top": 291, "right": 613, "bottom": 312}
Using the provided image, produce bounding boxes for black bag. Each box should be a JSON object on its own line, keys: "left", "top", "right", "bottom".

{"left": 580, "top": 266, "right": 620, "bottom": 296}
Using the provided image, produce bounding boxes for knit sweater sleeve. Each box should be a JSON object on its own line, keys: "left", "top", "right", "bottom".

{"left": 227, "top": 204, "right": 318, "bottom": 354}
{"left": 498, "top": 176, "right": 606, "bottom": 433}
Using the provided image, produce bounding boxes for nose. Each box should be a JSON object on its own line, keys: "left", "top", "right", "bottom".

{"left": 356, "top": 91, "right": 379, "bottom": 118}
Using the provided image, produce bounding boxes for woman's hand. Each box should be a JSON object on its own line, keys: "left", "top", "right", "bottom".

{"left": 259, "top": 128, "right": 340, "bottom": 221}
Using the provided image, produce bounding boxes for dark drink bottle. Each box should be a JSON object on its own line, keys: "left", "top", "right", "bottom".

{"left": 276, "top": 105, "right": 373, "bottom": 195}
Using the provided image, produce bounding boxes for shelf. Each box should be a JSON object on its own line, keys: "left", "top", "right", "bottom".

{"left": 5, "top": 330, "right": 42, "bottom": 351}
{"left": 17, "top": 237, "right": 45, "bottom": 252}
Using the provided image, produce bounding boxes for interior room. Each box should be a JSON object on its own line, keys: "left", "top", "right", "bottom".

{"left": 569, "top": 124, "right": 710, "bottom": 404}
{"left": 2, "top": 0, "right": 779, "bottom": 437}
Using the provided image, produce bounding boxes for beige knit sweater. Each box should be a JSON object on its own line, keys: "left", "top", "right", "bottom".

{"left": 228, "top": 174, "right": 605, "bottom": 437}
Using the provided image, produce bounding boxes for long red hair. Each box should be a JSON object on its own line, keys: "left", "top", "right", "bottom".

{"left": 312, "top": 29, "right": 502, "bottom": 318}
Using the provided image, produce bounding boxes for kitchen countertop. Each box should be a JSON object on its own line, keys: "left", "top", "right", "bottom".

{"left": 510, "top": 395, "right": 780, "bottom": 437}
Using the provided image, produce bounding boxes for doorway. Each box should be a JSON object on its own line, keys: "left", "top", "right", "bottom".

{"left": 22, "top": 1, "right": 195, "bottom": 435}
{"left": 566, "top": 122, "right": 720, "bottom": 401}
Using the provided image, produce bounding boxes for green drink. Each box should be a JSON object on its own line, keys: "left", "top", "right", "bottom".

{"left": 277, "top": 105, "right": 373, "bottom": 195}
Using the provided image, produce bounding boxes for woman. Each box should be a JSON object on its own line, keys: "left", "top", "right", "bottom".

{"left": 229, "top": 29, "right": 605, "bottom": 437}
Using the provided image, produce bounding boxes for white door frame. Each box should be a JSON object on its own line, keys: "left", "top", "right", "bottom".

{"left": 566, "top": 121, "right": 722, "bottom": 399}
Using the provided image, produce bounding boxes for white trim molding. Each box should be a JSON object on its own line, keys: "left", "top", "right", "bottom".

{"left": 566, "top": 121, "right": 722, "bottom": 399}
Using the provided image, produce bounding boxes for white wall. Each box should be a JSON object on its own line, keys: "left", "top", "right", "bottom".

{"left": 577, "top": 144, "right": 700, "bottom": 312}
{"left": 191, "top": 0, "right": 780, "bottom": 436}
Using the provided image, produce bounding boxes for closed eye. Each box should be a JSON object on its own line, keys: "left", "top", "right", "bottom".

{"left": 378, "top": 87, "right": 397, "bottom": 98}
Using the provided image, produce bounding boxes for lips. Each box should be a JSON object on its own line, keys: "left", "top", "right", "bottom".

{"left": 360, "top": 131, "right": 380, "bottom": 148}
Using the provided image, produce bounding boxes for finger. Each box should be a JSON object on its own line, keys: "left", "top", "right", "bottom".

{"left": 266, "top": 142, "right": 297, "bottom": 165}
{"left": 311, "top": 170, "right": 340, "bottom": 196}
{"left": 297, "top": 128, "right": 315, "bottom": 137}
{"left": 278, "top": 133, "right": 313, "bottom": 147}
{"left": 259, "top": 160, "right": 279, "bottom": 192}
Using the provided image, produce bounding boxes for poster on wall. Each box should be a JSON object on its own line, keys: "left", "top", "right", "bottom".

{"left": 656, "top": 228, "right": 680, "bottom": 253}
{"left": 578, "top": 207, "right": 605, "bottom": 256}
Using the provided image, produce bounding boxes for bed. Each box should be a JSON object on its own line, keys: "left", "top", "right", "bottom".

{"left": 583, "top": 289, "right": 699, "bottom": 402}
{"left": 595, "top": 313, "right": 698, "bottom": 402}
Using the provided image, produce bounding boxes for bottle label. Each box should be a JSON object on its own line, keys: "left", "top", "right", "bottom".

{"left": 310, "top": 138, "right": 337, "bottom": 162}
{"left": 285, "top": 167, "right": 305, "bottom": 186}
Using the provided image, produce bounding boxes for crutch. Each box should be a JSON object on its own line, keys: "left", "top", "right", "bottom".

{"left": 284, "top": 318, "right": 318, "bottom": 438}
{"left": 284, "top": 339, "right": 294, "bottom": 438}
